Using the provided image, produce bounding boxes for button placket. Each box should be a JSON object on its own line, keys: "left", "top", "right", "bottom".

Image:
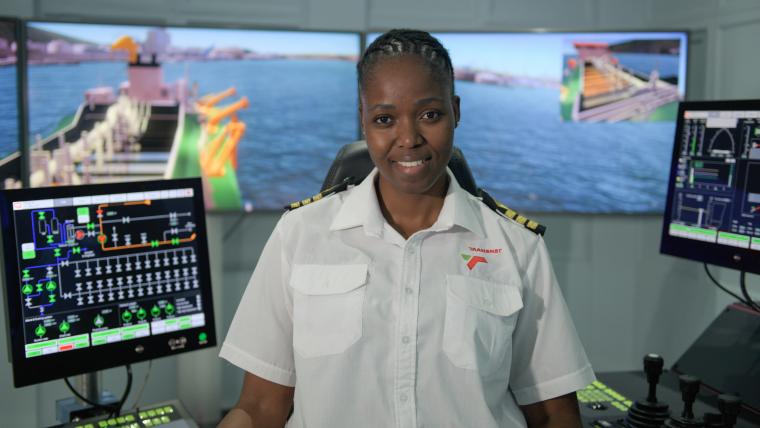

{"left": 395, "top": 238, "right": 420, "bottom": 428}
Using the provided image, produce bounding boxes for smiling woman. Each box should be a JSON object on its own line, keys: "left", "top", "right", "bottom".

{"left": 219, "top": 29, "right": 595, "bottom": 428}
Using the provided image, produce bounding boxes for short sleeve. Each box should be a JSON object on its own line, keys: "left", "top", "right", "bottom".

{"left": 219, "top": 219, "right": 296, "bottom": 387}
{"left": 509, "top": 237, "right": 595, "bottom": 405}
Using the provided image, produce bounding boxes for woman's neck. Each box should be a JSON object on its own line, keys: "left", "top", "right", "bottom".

{"left": 375, "top": 174, "right": 449, "bottom": 239}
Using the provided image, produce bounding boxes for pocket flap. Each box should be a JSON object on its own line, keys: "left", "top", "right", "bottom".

{"left": 446, "top": 275, "right": 523, "bottom": 316}
{"left": 290, "top": 264, "right": 368, "bottom": 295}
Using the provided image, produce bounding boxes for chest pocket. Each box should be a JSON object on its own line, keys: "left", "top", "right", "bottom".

{"left": 443, "top": 274, "right": 523, "bottom": 377}
{"left": 289, "top": 264, "right": 368, "bottom": 358}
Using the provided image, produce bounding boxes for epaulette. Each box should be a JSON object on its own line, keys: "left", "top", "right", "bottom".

{"left": 284, "top": 176, "right": 355, "bottom": 211}
{"left": 478, "top": 188, "right": 546, "bottom": 236}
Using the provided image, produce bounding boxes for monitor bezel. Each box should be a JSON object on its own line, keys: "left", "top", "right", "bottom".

{"left": 659, "top": 99, "right": 760, "bottom": 274}
{"left": 0, "top": 177, "right": 217, "bottom": 387}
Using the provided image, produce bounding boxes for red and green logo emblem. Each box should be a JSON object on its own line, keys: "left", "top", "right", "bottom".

{"left": 461, "top": 253, "right": 487, "bottom": 270}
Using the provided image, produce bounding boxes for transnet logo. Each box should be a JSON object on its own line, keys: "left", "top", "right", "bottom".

{"left": 461, "top": 253, "right": 487, "bottom": 270}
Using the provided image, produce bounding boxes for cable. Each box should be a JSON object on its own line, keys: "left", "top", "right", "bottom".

{"left": 114, "top": 364, "right": 133, "bottom": 417}
{"left": 739, "top": 271, "right": 760, "bottom": 312}
{"left": 63, "top": 365, "right": 133, "bottom": 418}
{"left": 129, "top": 360, "right": 152, "bottom": 410}
{"left": 63, "top": 376, "right": 118, "bottom": 414}
{"left": 222, "top": 211, "right": 247, "bottom": 242}
{"left": 703, "top": 264, "right": 747, "bottom": 303}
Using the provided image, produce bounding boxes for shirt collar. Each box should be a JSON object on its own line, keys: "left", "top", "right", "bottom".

{"left": 330, "top": 167, "right": 486, "bottom": 239}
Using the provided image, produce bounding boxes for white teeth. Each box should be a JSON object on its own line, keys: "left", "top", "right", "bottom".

{"left": 398, "top": 159, "right": 424, "bottom": 167}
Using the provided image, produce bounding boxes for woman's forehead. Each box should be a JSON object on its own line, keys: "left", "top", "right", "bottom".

{"left": 361, "top": 55, "right": 451, "bottom": 98}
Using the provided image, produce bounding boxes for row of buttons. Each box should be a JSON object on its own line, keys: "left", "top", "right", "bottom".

{"left": 142, "top": 415, "right": 172, "bottom": 426}
{"left": 138, "top": 405, "right": 174, "bottom": 419}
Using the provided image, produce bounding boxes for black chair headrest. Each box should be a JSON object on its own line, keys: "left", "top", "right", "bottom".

{"left": 321, "top": 140, "right": 479, "bottom": 196}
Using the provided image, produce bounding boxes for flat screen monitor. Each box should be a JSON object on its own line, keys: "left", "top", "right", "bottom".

{"left": 0, "top": 17, "right": 22, "bottom": 189}
{"left": 368, "top": 31, "right": 689, "bottom": 213}
{"left": 24, "top": 21, "right": 360, "bottom": 211}
{"left": 660, "top": 100, "right": 760, "bottom": 274}
{"left": 0, "top": 177, "right": 216, "bottom": 387}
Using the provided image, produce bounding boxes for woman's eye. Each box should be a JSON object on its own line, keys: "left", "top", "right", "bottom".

{"left": 374, "top": 115, "right": 393, "bottom": 125}
{"left": 421, "top": 111, "right": 441, "bottom": 121}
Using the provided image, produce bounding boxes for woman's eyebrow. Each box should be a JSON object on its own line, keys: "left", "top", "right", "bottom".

{"left": 415, "top": 97, "right": 444, "bottom": 106}
{"left": 369, "top": 103, "right": 395, "bottom": 111}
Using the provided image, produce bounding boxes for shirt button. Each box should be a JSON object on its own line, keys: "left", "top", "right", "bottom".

{"left": 405, "top": 287, "right": 413, "bottom": 295}
{"left": 399, "top": 393, "right": 408, "bottom": 402}
{"left": 402, "top": 336, "right": 410, "bottom": 344}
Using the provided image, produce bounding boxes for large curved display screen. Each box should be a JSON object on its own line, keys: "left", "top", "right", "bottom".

{"left": 370, "top": 32, "right": 688, "bottom": 213}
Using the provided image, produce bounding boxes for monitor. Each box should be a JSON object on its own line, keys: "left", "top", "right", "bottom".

{"left": 0, "top": 17, "right": 22, "bottom": 189}
{"left": 660, "top": 100, "right": 760, "bottom": 274}
{"left": 0, "top": 177, "right": 216, "bottom": 387}
{"left": 23, "top": 21, "right": 360, "bottom": 211}
{"left": 368, "top": 31, "right": 689, "bottom": 213}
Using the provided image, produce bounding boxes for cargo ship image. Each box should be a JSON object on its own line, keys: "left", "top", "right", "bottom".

{"left": 560, "top": 40, "right": 681, "bottom": 122}
{"left": 0, "top": 29, "right": 247, "bottom": 210}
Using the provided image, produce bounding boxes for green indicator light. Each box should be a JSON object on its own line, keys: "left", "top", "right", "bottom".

{"left": 72, "top": 246, "right": 81, "bottom": 254}
{"left": 165, "top": 303, "right": 175, "bottom": 316}
{"left": 87, "top": 222, "right": 94, "bottom": 231}
{"left": 77, "top": 207, "right": 88, "bottom": 216}
{"left": 35, "top": 324, "right": 46, "bottom": 337}
{"left": 136, "top": 307, "right": 147, "bottom": 320}
{"left": 54, "top": 248, "right": 61, "bottom": 257}
{"left": 22, "top": 269, "right": 30, "bottom": 277}
{"left": 21, "top": 284, "right": 33, "bottom": 295}
{"left": 48, "top": 294, "right": 56, "bottom": 303}
{"left": 22, "top": 250, "right": 34, "bottom": 260}
{"left": 46, "top": 281, "right": 57, "bottom": 291}
{"left": 122, "top": 310, "right": 133, "bottom": 322}
{"left": 94, "top": 315, "right": 105, "bottom": 328}
{"left": 38, "top": 212, "right": 45, "bottom": 220}
{"left": 151, "top": 305, "right": 161, "bottom": 317}
{"left": 46, "top": 235, "right": 54, "bottom": 244}
{"left": 36, "top": 283, "right": 43, "bottom": 293}
{"left": 59, "top": 321, "right": 70, "bottom": 334}
{"left": 198, "top": 332, "right": 208, "bottom": 342}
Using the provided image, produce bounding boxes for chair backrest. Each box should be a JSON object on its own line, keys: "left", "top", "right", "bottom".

{"left": 321, "top": 140, "right": 479, "bottom": 196}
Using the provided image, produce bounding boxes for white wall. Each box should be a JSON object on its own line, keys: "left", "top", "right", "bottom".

{"left": 1, "top": 0, "right": 759, "bottom": 425}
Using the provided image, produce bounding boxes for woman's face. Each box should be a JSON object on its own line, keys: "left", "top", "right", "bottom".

{"left": 360, "top": 55, "right": 460, "bottom": 196}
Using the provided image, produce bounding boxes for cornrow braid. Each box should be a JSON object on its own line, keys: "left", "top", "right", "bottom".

{"left": 358, "top": 29, "right": 455, "bottom": 95}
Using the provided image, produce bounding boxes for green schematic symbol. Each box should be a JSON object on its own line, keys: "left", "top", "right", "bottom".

{"left": 136, "top": 307, "right": 147, "bottom": 320}
{"left": 59, "top": 321, "right": 70, "bottom": 334}
{"left": 22, "top": 269, "right": 30, "bottom": 278}
{"left": 86, "top": 222, "right": 95, "bottom": 231}
{"left": 37, "top": 211, "right": 45, "bottom": 220}
{"left": 198, "top": 332, "right": 208, "bottom": 342}
{"left": 171, "top": 237, "right": 180, "bottom": 246}
{"left": 94, "top": 315, "right": 105, "bottom": 328}
{"left": 122, "top": 310, "right": 133, "bottom": 322}
{"left": 48, "top": 294, "right": 56, "bottom": 303}
{"left": 46, "top": 280, "right": 57, "bottom": 292}
{"left": 46, "top": 235, "right": 54, "bottom": 244}
{"left": 34, "top": 324, "right": 46, "bottom": 338}
{"left": 165, "top": 303, "right": 175, "bottom": 316}
{"left": 150, "top": 240, "right": 160, "bottom": 248}
{"left": 36, "top": 283, "right": 43, "bottom": 293}
{"left": 53, "top": 248, "right": 61, "bottom": 257}
{"left": 151, "top": 305, "right": 161, "bottom": 317}
{"left": 72, "top": 246, "right": 81, "bottom": 254}
{"left": 21, "top": 284, "right": 33, "bottom": 295}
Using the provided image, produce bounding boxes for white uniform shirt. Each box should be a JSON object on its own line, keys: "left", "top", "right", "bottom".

{"left": 220, "top": 168, "right": 595, "bottom": 428}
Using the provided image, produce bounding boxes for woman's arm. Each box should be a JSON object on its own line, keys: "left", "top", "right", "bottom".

{"left": 519, "top": 392, "right": 582, "bottom": 428}
{"left": 217, "top": 372, "right": 295, "bottom": 428}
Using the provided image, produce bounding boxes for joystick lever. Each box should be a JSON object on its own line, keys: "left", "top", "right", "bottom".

{"left": 717, "top": 394, "right": 741, "bottom": 428}
{"left": 664, "top": 375, "right": 703, "bottom": 428}
{"left": 625, "top": 354, "right": 670, "bottom": 428}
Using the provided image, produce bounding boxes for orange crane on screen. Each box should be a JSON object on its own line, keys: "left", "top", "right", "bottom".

{"left": 111, "top": 36, "right": 140, "bottom": 63}
{"left": 195, "top": 87, "right": 249, "bottom": 177}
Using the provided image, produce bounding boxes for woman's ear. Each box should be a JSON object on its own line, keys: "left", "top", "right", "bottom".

{"left": 453, "top": 95, "right": 461, "bottom": 128}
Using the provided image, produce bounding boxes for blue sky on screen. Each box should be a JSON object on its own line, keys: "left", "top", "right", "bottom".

{"left": 368, "top": 32, "right": 687, "bottom": 86}
{"left": 30, "top": 22, "right": 360, "bottom": 56}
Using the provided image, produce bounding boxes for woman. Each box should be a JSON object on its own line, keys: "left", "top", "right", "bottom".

{"left": 219, "top": 29, "right": 594, "bottom": 428}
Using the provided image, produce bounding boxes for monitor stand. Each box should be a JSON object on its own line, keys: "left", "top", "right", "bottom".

{"left": 56, "top": 372, "right": 117, "bottom": 423}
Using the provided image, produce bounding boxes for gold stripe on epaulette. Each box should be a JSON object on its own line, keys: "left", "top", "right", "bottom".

{"left": 476, "top": 188, "right": 546, "bottom": 236}
{"left": 285, "top": 176, "right": 354, "bottom": 211}
{"left": 515, "top": 215, "right": 527, "bottom": 225}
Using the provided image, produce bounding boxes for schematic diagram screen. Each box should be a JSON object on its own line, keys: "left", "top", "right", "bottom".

{"left": 661, "top": 101, "right": 760, "bottom": 273}
{"left": 0, "top": 178, "right": 216, "bottom": 386}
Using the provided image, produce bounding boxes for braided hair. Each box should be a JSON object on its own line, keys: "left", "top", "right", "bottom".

{"left": 358, "top": 29, "right": 455, "bottom": 96}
